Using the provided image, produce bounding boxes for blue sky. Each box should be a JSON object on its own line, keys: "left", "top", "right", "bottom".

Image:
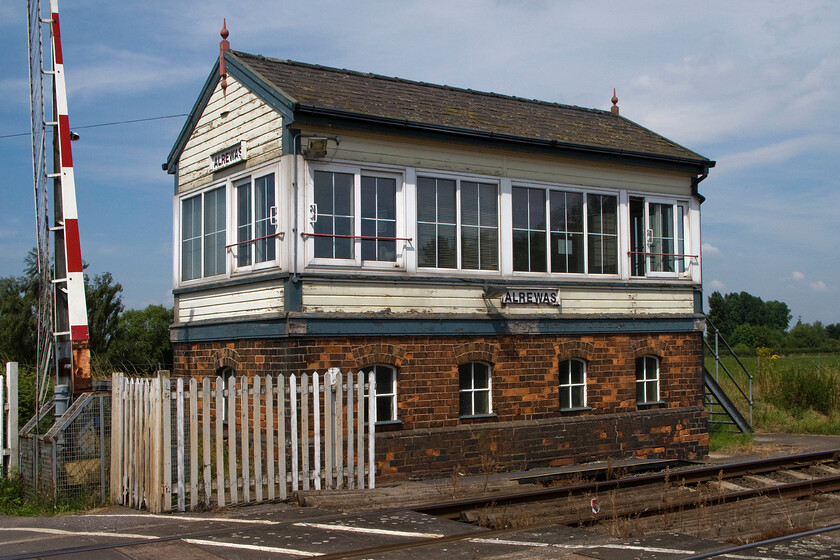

{"left": 1, "top": 1, "right": 838, "bottom": 325}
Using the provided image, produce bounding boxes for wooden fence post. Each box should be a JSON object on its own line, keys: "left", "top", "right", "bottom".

{"left": 109, "top": 372, "right": 123, "bottom": 503}
{"left": 160, "top": 370, "right": 172, "bottom": 512}
{"left": 202, "top": 377, "right": 212, "bottom": 507}
{"left": 3, "top": 363, "right": 19, "bottom": 475}
{"left": 367, "top": 369, "right": 375, "bottom": 489}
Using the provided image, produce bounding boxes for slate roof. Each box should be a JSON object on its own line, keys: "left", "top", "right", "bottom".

{"left": 230, "top": 50, "right": 711, "bottom": 166}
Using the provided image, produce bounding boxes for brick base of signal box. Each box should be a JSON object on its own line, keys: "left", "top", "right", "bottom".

{"left": 173, "top": 330, "right": 709, "bottom": 479}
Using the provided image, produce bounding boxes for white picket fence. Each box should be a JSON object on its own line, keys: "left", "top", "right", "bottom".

{"left": 109, "top": 369, "right": 376, "bottom": 513}
{"left": 1, "top": 362, "right": 20, "bottom": 477}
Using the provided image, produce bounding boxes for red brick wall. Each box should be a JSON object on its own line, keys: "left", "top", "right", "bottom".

{"left": 173, "top": 331, "right": 708, "bottom": 477}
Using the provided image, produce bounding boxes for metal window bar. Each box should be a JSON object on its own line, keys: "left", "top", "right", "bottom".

{"left": 301, "top": 232, "right": 412, "bottom": 242}
{"left": 627, "top": 251, "right": 698, "bottom": 258}
{"left": 224, "top": 231, "right": 285, "bottom": 249}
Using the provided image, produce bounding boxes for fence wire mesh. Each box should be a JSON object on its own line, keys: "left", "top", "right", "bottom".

{"left": 19, "top": 392, "right": 111, "bottom": 503}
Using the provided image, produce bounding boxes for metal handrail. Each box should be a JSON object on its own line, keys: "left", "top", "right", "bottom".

{"left": 704, "top": 317, "right": 754, "bottom": 427}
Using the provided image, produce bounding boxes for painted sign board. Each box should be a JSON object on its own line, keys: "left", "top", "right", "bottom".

{"left": 501, "top": 290, "right": 560, "bottom": 306}
{"left": 209, "top": 141, "right": 246, "bottom": 171}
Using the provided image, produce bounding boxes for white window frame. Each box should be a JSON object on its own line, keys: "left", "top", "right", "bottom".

{"left": 232, "top": 170, "right": 280, "bottom": 274}
{"left": 415, "top": 171, "right": 501, "bottom": 274}
{"left": 179, "top": 185, "right": 227, "bottom": 283}
{"left": 635, "top": 355, "right": 661, "bottom": 404}
{"left": 559, "top": 359, "right": 587, "bottom": 410}
{"left": 459, "top": 362, "right": 493, "bottom": 417}
{"left": 362, "top": 364, "right": 398, "bottom": 424}
{"left": 510, "top": 182, "right": 619, "bottom": 277}
{"left": 177, "top": 163, "right": 281, "bottom": 286}
{"left": 629, "top": 195, "right": 691, "bottom": 279}
{"left": 305, "top": 163, "right": 406, "bottom": 270}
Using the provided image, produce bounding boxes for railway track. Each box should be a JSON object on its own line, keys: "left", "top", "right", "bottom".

{"left": 4, "top": 450, "right": 840, "bottom": 559}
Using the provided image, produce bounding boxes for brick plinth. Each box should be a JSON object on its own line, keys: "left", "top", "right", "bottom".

{"left": 173, "top": 330, "right": 708, "bottom": 477}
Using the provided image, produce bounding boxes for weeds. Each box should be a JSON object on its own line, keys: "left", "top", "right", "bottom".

{"left": 0, "top": 471, "right": 87, "bottom": 516}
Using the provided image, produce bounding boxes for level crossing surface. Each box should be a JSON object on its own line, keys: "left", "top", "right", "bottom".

{"left": 2, "top": 502, "right": 840, "bottom": 560}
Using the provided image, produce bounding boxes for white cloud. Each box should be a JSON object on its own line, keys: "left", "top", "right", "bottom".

{"left": 67, "top": 46, "right": 207, "bottom": 101}
{"left": 702, "top": 243, "right": 721, "bottom": 257}
{"left": 793, "top": 271, "right": 805, "bottom": 281}
{"left": 811, "top": 281, "right": 828, "bottom": 292}
{"left": 715, "top": 134, "right": 840, "bottom": 175}
{"left": 708, "top": 279, "right": 726, "bottom": 291}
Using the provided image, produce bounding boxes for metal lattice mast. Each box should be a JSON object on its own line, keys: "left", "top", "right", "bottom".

{"left": 27, "top": 0, "right": 54, "bottom": 405}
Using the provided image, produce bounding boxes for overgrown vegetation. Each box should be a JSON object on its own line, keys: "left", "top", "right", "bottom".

{"left": 0, "top": 472, "right": 85, "bottom": 516}
{"left": 708, "top": 350, "right": 840, "bottom": 436}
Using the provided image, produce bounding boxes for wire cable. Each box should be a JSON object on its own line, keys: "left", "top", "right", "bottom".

{"left": 0, "top": 113, "right": 188, "bottom": 139}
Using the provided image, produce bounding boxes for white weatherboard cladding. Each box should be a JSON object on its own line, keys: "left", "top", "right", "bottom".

{"left": 179, "top": 78, "right": 283, "bottom": 194}
{"left": 177, "top": 281, "right": 283, "bottom": 323}
{"left": 298, "top": 128, "right": 695, "bottom": 196}
{"left": 300, "top": 280, "right": 695, "bottom": 316}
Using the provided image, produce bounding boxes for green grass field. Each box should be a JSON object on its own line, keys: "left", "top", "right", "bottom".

{"left": 705, "top": 351, "right": 840, "bottom": 436}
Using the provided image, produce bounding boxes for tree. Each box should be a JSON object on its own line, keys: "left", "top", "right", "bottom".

{"left": 84, "top": 272, "right": 124, "bottom": 357}
{"left": 707, "top": 291, "right": 791, "bottom": 340}
{"left": 786, "top": 320, "right": 830, "bottom": 350}
{"left": 0, "top": 275, "right": 37, "bottom": 364}
{"left": 106, "top": 305, "right": 173, "bottom": 372}
{"left": 826, "top": 324, "right": 840, "bottom": 340}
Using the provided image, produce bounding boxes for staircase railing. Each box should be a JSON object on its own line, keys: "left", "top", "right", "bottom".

{"left": 704, "top": 317, "right": 753, "bottom": 431}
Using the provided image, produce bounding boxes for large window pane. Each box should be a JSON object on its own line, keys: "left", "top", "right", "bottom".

{"left": 512, "top": 187, "right": 546, "bottom": 272}
{"left": 417, "top": 177, "right": 456, "bottom": 268}
{"left": 361, "top": 176, "right": 396, "bottom": 262}
{"left": 550, "top": 191, "right": 584, "bottom": 273}
{"left": 314, "top": 171, "right": 354, "bottom": 259}
{"left": 254, "top": 174, "right": 276, "bottom": 263}
{"left": 586, "top": 194, "right": 617, "bottom": 274}
{"left": 181, "top": 196, "right": 202, "bottom": 281}
{"left": 461, "top": 181, "right": 498, "bottom": 270}
{"left": 236, "top": 181, "right": 252, "bottom": 267}
{"left": 649, "top": 202, "right": 675, "bottom": 272}
{"left": 203, "top": 187, "right": 226, "bottom": 277}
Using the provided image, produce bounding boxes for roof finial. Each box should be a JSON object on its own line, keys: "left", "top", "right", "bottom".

{"left": 611, "top": 88, "right": 619, "bottom": 115}
{"left": 219, "top": 19, "right": 229, "bottom": 96}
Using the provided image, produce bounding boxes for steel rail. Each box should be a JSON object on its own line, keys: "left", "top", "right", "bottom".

{"left": 415, "top": 449, "right": 840, "bottom": 518}
{"left": 679, "top": 523, "right": 840, "bottom": 560}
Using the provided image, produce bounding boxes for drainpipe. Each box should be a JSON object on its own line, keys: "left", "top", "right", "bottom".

{"left": 691, "top": 166, "right": 709, "bottom": 204}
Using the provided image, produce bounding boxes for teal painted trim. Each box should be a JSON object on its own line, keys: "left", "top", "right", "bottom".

{"left": 165, "top": 52, "right": 298, "bottom": 172}
{"left": 694, "top": 289, "right": 704, "bottom": 314}
{"left": 284, "top": 276, "right": 302, "bottom": 312}
{"left": 165, "top": 62, "right": 221, "bottom": 172}
{"left": 172, "top": 315, "right": 289, "bottom": 343}
{"left": 294, "top": 107, "right": 715, "bottom": 174}
{"left": 171, "top": 315, "right": 701, "bottom": 343}
{"left": 225, "top": 53, "right": 296, "bottom": 120}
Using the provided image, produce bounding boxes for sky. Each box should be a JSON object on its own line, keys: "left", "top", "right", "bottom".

{"left": 1, "top": 1, "right": 838, "bottom": 325}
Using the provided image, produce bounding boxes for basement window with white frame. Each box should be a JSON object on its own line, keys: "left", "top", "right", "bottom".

{"left": 459, "top": 362, "right": 493, "bottom": 417}
{"left": 559, "top": 359, "right": 587, "bottom": 410}
{"left": 362, "top": 365, "right": 398, "bottom": 424}
{"left": 635, "top": 355, "right": 660, "bottom": 405}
